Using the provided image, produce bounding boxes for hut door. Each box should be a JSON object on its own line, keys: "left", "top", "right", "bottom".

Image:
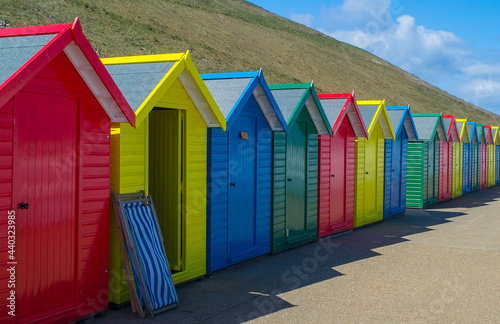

{"left": 329, "top": 125, "right": 347, "bottom": 227}
{"left": 363, "top": 127, "right": 379, "bottom": 218}
{"left": 286, "top": 121, "right": 307, "bottom": 238}
{"left": 14, "top": 93, "right": 78, "bottom": 319}
{"left": 149, "top": 109, "right": 183, "bottom": 271}
{"left": 391, "top": 136, "right": 403, "bottom": 211}
{"left": 463, "top": 144, "right": 470, "bottom": 190}
{"left": 471, "top": 144, "right": 478, "bottom": 190}
{"left": 440, "top": 142, "right": 450, "bottom": 199}
{"left": 228, "top": 115, "right": 258, "bottom": 259}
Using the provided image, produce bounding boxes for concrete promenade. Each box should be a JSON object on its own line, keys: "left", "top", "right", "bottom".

{"left": 92, "top": 186, "right": 500, "bottom": 323}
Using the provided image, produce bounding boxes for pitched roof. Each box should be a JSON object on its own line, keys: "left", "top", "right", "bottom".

{"left": 200, "top": 69, "right": 287, "bottom": 132}
{"left": 317, "top": 91, "right": 368, "bottom": 138}
{"left": 0, "top": 17, "right": 135, "bottom": 126}
{"left": 467, "top": 122, "right": 479, "bottom": 144}
{"left": 484, "top": 125, "right": 494, "bottom": 144}
{"left": 455, "top": 118, "right": 470, "bottom": 144}
{"left": 411, "top": 113, "right": 448, "bottom": 142}
{"left": 386, "top": 105, "right": 418, "bottom": 141}
{"left": 492, "top": 126, "right": 500, "bottom": 145}
{"left": 476, "top": 124, "right": 487, "bottom": 144}
{"left": 268, "top": 82, "right": 331, "bottom": 135}
{"left": 102, "top": 52, "right": 225, "bottom": 130}
{"left": 356, "top": 100, "right": 396, "bottom": 140}
{"left": 442, "top": 115, "right": 461, "bottom": 143}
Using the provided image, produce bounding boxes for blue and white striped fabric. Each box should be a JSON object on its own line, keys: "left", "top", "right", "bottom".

{"left": 123, "top": 202, "right": 178, "bottom": 310}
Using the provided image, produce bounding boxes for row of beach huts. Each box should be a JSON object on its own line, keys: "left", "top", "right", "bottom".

{"left": 1, "top": 19, "right": 499, "bottom": 323}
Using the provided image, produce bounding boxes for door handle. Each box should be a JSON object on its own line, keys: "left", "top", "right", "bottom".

{"left": 365, "top": 172, "right": 368, "bottom": 174}
{"left": 331, "top": 174, "right": 335, "bottom": 177}
{"left": 287, "top": 178, "right": 292, "bottom": 182}
{"left": 17, "top": 202, "right": 29, "bottom": 209}
{"left": 230, "top": 183, "right": 236, "bottom": 187}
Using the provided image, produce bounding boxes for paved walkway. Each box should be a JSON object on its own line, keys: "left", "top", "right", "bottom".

{"left": 92, "top": 186, "right": 500, "bottom": 323}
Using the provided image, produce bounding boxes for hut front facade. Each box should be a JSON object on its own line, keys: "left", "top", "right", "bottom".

{"left": 0, "top": 20, "right": 136, "bottom": 322}
{"left": 102, "top": 53, "right": 226, "bottom": 304}
{"left": 477, "top": 124, "right": 488, "bottom": 189}
{"left": 201, "top": 71, "right": 287, "bottom": 273}
{"left": 269, "top": 83, "right": 331, "bottom": 252}
{"left": 354, "top": 100, "right": 396, "bottom": 227}
{"left": 441, "top": 115, "right": 461, "bottom": 201}
{"left": 455, "top": 118, "right": 471, "bottom": 195}
{"left": 485, "top": 125, "right": 496, "bottom": 187}
{"left": 384, "top": 106, "right": 418, "bottom": 218}
{"left": 494, "top": 126, "right": 500, "bottom": 185}
{"left": 317, "top": 92, "right": 368, "bottom": 237}
{"left": 467, "top": 122, "right": 480, "bottom": 192}
{"left": 406, "top": 114, "right": 447, "bottom": 208}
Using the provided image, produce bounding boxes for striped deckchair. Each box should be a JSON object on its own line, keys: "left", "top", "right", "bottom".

{"left": 112, "top": 192, "right": 179, "bottom": 318}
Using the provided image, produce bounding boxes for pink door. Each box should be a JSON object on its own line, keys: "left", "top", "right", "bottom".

{"left": 330, "top": 124, "right": 347, "bottom": 229}
{"left": 14, "top": 92, "right": 79, "bottom": 320}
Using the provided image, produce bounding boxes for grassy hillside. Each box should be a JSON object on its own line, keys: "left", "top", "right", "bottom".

{"left": 2, "top": 0, "right": 499, "bottom": 124}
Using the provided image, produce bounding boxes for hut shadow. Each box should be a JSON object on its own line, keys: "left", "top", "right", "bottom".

{"left": 430, "top": 186, "right": 500, "bottom": 209}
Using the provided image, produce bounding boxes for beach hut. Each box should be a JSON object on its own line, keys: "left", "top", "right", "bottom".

{"left": 0, "top": 19, "right": 135, "bottom": 322}
{"left": 485, "top": 125, "right": 496, "bottom": 187}
{"left": 493, "top": 126, "right": 500, "bottom": 185}
{"left": 102, "top": 53, "right": 226, "bottom": 304}
{"left": 477, "top": 124, "right": 488, "bottom": 189}
{"left": 317, "top": 92, "right": 368, "bottom": 237}
{"left": 383, "top": 106, "right": 418, "bottom": 218}
{"left": 467, "top": 122, "right": 480, "bottom": 192}
{"left": 201, "top": 71, "right": 287, "bottom": 273}
{"left": 406, "top": 114, "right": 447, "bottom": 208}
{"left": 441, "top": 115, "right": 461, "bottom": 201}
{"left": 455, "top": 119, "right": 471, "bottom": 195}
{"left": 269, "top": 83, "right": 331, "bottom": 253}
{"left": 354, "top": 100, "right": 396, "bottom": 227}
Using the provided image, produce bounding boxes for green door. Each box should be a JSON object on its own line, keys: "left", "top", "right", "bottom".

{"left": 427, "top": 140, "right": 435, "bottom": 204}
{"left": 149, "top": 109, "right": 184, "bottom": 271}
{"left": 285, "top": 120, "right": 307, "bottom": 239}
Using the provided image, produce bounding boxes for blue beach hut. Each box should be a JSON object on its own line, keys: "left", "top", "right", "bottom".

{"left": 467, "top": 122, "right": 480, "bottom": 192}
{"left": 383, "top": 106, "right": 418, "bottom": 218}
{"left": 202, "top": 70, "right": 287, "bottom": 273}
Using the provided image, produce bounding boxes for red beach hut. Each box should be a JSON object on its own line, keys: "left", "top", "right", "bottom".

{"left": 0, "top": 19, "right": 135, "bottom": 322}
{"left": 317, "top": 92, "right": 368, "bottom": 237}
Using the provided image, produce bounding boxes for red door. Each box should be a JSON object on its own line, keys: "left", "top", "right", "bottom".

{"left": 329, "top": 124, "right": 347, "bottom": 230}
{"left": 14, "top": 92, "right": 79, "bottom": 320}
{"left": 439, "top": 142, "right": 451, "bottom": 201}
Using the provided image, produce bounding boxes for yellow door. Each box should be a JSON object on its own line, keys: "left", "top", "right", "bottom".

{"left": 149, "top": 109, "right": 184, "bottom": 271}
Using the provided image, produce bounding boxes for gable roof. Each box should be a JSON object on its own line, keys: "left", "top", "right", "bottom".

{"left": 268, "top": 82, "right": 331, "bottom": 135}
{"left": 442, "top": 115, "right": 461, "bottom": 143}
{"left": 317, "top": 91, "right": 368, "bottom": 138}
{"left": 0, "top": 17, "right": 135, "bottom": 126}
{"left": 467, "top": 121, "right": 479, "bottom": 144}
{"left": 411, "top": 113, "right": 448, "bottom": 142}
{"left": 492, "top": 126, "right": 500, "bottom": 145}
{"left": 476, "top": 124, "right": 487, "bottom": 144}
{"left": 356, "top": 100, "right": 396, "bottom": 140}
{"left": 102, "top": 52, "right": 225, "bottom": 130}
{"left": 200, "top": 69, "right": 287, "bottom": 132}
{"left": 484, "top": 125, "right": 494, "bottom": 144}
{"left": 386, "top": 105, "right": 418, "bottom": 141}
{"left": 455, "top": 118, "right": 470, "bottom": 144}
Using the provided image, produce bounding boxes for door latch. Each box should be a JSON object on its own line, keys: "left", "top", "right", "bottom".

{"left": 230, "top": 183, "right": 236, "bottom": 187}
{"left": 287, "top": 178, "right": 292, "bottom": 182}
{"left": 17, "top": 202, "right": 29, "bottom": 209}
{"left": 331, "top": 174, "right": 335, "bottom": 177}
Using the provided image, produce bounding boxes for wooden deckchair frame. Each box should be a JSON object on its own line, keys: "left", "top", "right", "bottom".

{"left": 111, "top": 191, "right": 179, "bottom": 318}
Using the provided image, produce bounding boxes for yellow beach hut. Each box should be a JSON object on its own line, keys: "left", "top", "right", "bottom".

{"left": 102, "top": 52, "right": 226, "bottom": 304}
{"left": 485, "top": 125, "right": 496, "bottom": 187}
{"left": 454, "top": 118, "right": 470, "bottom": 198}
{"left": 355, "top": 100, "right": 396, "bottom": 227}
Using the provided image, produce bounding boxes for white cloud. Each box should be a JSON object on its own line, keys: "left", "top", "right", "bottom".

{"left": 288, "top": 0, "right": 500, "bottom": 113}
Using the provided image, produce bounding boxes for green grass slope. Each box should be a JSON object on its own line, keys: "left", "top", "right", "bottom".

{"left": 2, "top": 0, "right": 499, "bottom": 124}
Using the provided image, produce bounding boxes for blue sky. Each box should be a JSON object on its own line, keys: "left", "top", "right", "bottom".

{"left": 247, "top": 0, "right": 500, "bottom": 115}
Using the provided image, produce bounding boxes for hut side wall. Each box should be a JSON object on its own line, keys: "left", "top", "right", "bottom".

{"left": 462, "top": 143, "right": 471, "bottom": 194}
{"left": 496, "top": 145, "right": 500, "bottom": 185}
{"left": 406, "top": 141, "right": 424, "bottom": 208}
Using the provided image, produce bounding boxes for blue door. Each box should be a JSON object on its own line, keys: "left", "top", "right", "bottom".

{"left": 462, "top": 143, "right": 470, "bottom": 194}
{"left": 228, "top": 115, "right": 257, "bottom": 261}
